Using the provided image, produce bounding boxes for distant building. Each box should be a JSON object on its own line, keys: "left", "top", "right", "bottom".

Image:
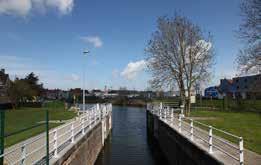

{"left": 164, "top": 91, "right": 175, "bottom": 97}
{"left": 205, "top": 74, "right": 261, "bottom": 99}
{"left": 204, "top": 86, "right": 223, "bottom": 99}
{"left": 58, "top": 90, "right": 70, "bottom": 100}
{"left": 140, "top": 91, "right": 156, "bottom": 99}
{"left": 233, "top": 74, "right": 261, "bottom": 99}
{"left": 0, "top": 69, "right": 11, "bottom": 103}
{"left": 218, "top": 79, "right": 236, "bottom": 98}
{"left": 103, "top": 90, "right": 119, "bottom": 98}
{"left": 91, "top": 89, "right": 103, "bottom": 97}
{"left": 44, "top": 89, "right": 60, "bottom": 100}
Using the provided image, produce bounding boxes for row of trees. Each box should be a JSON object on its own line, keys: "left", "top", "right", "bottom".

{"left": 146, "top": 0, "right": 260, "bottom": 115}
{"left": 8, "top": 73, "right": 44, "bottom": 108}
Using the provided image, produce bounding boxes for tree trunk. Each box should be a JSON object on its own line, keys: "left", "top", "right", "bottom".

{"left": 179, "top": 83, "right": 186, "bottom": 115}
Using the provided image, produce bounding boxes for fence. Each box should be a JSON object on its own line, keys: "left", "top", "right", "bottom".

{"left": 147, "top": 103, "right": 244, "bottom": 165}
{"left": 0, "top": 103, "right": 112, "bottom": 165}
{"left": 193, "top": 97, "right": 261, "bottom": 112}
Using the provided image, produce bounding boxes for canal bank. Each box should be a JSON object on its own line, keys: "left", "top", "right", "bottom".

{"left": 95, "top": 106, "right": 169, "bottom": 165}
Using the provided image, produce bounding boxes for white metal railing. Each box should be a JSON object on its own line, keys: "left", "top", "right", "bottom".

{"left": 147, "top": 103, "right": 244, "bottom": 165}
{"left": 1, "top": 103, "right": 112, "bottom": 165}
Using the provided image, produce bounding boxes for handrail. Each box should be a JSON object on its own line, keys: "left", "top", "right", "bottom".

{"left": 1, "top": 103, "right": 112, "bottom": 165}
{"left": 147, "top": 102, "right": 244, "bottom": 165}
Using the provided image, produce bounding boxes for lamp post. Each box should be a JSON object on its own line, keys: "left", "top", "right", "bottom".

{"left": 83, "top": 50, "right": 90, "bottom": 112}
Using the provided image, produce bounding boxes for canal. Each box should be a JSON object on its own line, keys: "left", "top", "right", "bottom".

{"left": 95, "top": 106, "right": 169, "bottom": 165}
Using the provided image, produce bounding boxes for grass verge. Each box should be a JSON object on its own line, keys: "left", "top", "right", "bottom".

{"left": 190, "top": 110, "right": 261, "bottom": 154}
{"left": 4, "top": 101, "right": 76, "bottom": 147}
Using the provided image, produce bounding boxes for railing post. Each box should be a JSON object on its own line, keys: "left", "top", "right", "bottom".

{"left": 239, "top": 137, "right": 244, "bottom": 165}
{"left": 53, "top": 129, "right": 58, "bottom": 158}
{"left": 208, "top": 126, "right": 213, "bottom": 153}
{"left": 91, "top": 107, "right": 94, "bottom": 122}
{"left": 96, "top": 104, "right": 100, "bottom": 121}
{"left": 180, "top": 105, "right": 184, "bottom": 117}
{"left": 45, "top": 107, "right": 49, "bottom": 165}
{"left": 71, "top": 123, "right": 74, "bottom": 143}
{"left": 190, "top": 119, "right": 194, "bottom": 140}
{"left": 178, "top": 114, "right": 182, "bottom": 132}
{"left": 159, "top": 102, "right": 163, "bottom": 118}
{"left": 164, "top": 107, "right": 167, "bottom": 119}
{"left": 81, "top": 118, "right": 85, "bottom": 135}
{"left": 21, "top": 144, "right": 26, "bottom": 165}
{"left": 0, "top": 109, "right": 5, "bottom": 165}
{"left": 171, "top": 108, "right": 174, "bottom": 125}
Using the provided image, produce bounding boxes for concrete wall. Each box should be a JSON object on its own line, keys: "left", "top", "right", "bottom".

{"left": 53, "top": 114, "right": 112, "bottom": 165}
{"left": 146, "top": 111, "right": 222, "bottom": 165}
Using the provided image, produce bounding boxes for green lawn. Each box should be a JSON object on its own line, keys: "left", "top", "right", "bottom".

{"left": 4, "top": 101, "right": 76, "bottom": 147}
{"left": 190, "top": 110, "right": 261, "bottom": 154}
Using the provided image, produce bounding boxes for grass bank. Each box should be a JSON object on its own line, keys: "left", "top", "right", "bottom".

{"left": 190, "top": 110, "right": 261, "bottom": 154}
{"left": 4, "top": 101, "right": 76, "bottom": 147}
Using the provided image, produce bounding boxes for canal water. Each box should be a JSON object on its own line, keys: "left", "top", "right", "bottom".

{"left": 95, "top": 106, "right": 169, "bottom": 165}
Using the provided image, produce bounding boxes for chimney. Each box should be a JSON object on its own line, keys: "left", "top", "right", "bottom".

{"left": 0, "top": 69, "right": 5, "bottom": 73}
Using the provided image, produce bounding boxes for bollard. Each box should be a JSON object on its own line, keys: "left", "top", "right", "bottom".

{"left": 239, "top": 137, "right": 244, "bottom": 165}
{"left": 190, "top": 119, "right": 194, "bottom": 140}
{"left": 208, "top": 126, "right": 213, "bottom": 153}
{"left": 178, "top": 114, "right": 182, "bottom": 132}
{"left": 53, "top": 129, "right": 58, "bottom": 158}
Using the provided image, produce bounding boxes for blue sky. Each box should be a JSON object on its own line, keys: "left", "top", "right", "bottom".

{"left": 0, "top": 0, "right": 242, "bottom": 90}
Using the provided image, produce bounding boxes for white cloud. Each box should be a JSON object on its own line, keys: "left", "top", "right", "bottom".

{"left": 121, "top": 60, "right": 147, "bottom": 80}
{"left": 81, "top": 36, "right": 103, "bottom": 48}
{"left": 0, "top": 0, "right": 32, "bottom": 16}
{"left": 44, "top": 0, "right": 73, "bottom": 15}
{"left": 0, "top": 0, "right": 74, "bottom": 16}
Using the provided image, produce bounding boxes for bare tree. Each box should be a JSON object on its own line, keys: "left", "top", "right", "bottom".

{"left": 237, "top": 0, "right": 261, "bottom": 74}
{"left": 146, "top": 15, "right": 214, "bottom": 115}
{"left": 237, "top": 44, "right": 261, "bottom": 73}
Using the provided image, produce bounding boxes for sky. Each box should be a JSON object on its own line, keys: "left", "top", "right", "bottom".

{"left": 0, "top": 0, "right": 243, "bottom": 90}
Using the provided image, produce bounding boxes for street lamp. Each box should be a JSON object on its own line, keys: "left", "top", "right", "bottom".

{"left": 83, "top": 50, "right": 90, "bottom": 112}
